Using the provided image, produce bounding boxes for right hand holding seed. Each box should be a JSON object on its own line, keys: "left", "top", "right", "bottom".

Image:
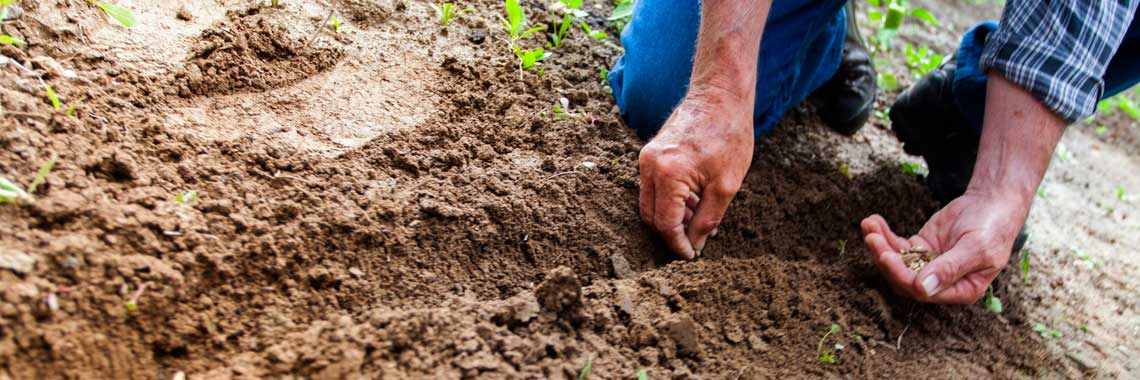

{"left": 638, "top": 93, "right": 754, "bottom": 259}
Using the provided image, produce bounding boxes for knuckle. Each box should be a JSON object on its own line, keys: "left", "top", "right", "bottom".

{"left": 708, "top": 179, "right": 739, "bottom": 198}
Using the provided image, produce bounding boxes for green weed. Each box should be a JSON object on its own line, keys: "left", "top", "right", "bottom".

{"left": 982, "top": 286, "right": 1002, "bottom": 314}
{"left": 636, "top": 369, "right": 648, "bottom": 380}
{"left": 816, "top": 324, "right": 840, "bottom": 364}
{"left": 500, "top": 0, "right": 548, "bottom": 72}
{"left": 578, "top": 356, "right": 592, "bottom": 379}
{"left": 0, "top": 34, "right": 25, "bottom": 45}
{"left": 1032, "top": 323, "right": 1062, "bottom": 339}
{"left": 430, "top": 2, "right": 474, "bottom": 25}
{"left": 548, "top": 14, "right": 572, "bottom": 48}
{"left": 608, "top": 0, "right": 634, "bottom": 32}
{"left": 552, "top": 97, "right": 575, "bottom": 119}
{"left": 903, "top": 43, "right": 943, "bottom": 78}
{"left": 865, "top": 0, "right": 938, "bottom": 49}
{"left": 837, "top": 239, "right": 847, "bottom": 257}
{"left": 1, "top": 154, "right": 59, "bottom": 204}
{"left": 579, "top": 21, "right": 607, "bottom": 39}
{"left": 1095, "top": 125, "right": 1107, "bottom": 135}
{"left": 44, "top": 84, "right": 61, "bottom": 110}
{"left": 901, "top": 161, "right": 926, "bottom": 176}
{"left": 876, "top": 72, "right": 898, "bottom": 91}
{"left": 87, "top": 0, "right": 137, "bottom": 28}
{"left": 176, "top": 190, "right": 199, "bottom": 204}
{"left": 330, "top": 15, "right": 342, "bottom": 33}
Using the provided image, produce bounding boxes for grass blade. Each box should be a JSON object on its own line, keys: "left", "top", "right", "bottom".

{"left": 26, "top": 153, "right": 58, "bottom": 195}
{"left": 0, "top": 34, "right": 26, "bottom": 45}
{"left": 96, "top": 2, "right": 137, "bottom": 28}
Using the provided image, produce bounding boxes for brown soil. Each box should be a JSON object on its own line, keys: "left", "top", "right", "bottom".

{"left": 0, "top": 0, "right": 1135, "bottom": 379}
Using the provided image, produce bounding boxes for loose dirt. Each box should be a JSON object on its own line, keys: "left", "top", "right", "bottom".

{"left": 0, "top": 0, "right": 1136, "bottom": 379}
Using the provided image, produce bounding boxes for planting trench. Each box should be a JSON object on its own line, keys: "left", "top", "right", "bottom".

{"left": 0, "top": 0, "right": 1136, "bottom": 379}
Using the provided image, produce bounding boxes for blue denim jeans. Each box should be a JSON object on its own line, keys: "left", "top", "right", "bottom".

{"left": 607, "top": 0, "right": 848, "bottom": 139}
{"left": 610, "top": 3, "right": 1140, "bottom": 140}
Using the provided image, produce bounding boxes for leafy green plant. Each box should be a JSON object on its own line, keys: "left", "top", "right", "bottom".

{"left": 430, "top": 2, "right": 474, "bottom": 25}
{"left": 1095, "top": 125, "right": 1107, "bottom": 135}
{"left": 983, "top": 286, "right": 1002, "bottom": 314}
{"left": 548, "top": 14, "right": 572, "bottom": 48}
{"left": 579, "top": 21, "right": 607, "bottom": 39}
{"left": 0, "top": 34, "right": 25, "bottom": 45}
{"left": 901, "top": 161, "right": 926, "bottom": 176}
{"left": 578, "top": 356, "right": 592, "bottom": 379}
{"left": 1032, "top": 323, "right": 1062, "bottom": 338}
{"left": 904, "top": 43, "right": 943, "bottom": 78}
{"left": 176, "top": 190, "right": 199, "bottom": 204}
{"left": 44, "top": 83, "right": 61, "bottom": 110}
{"left": 877, "top": 72, "right": 898, "bottom": 91}
{"left": 499, "top": 0, "right": 547, "bottom": 72}
{"left": 87, "top": 0, "right": 137, "bottom": 28}
{"left": 329, "top": 15, "right": 342, "bottom": 33}
{"left": 816, "top": 324, "right": 840, "bottom": 364}
{"left": 865, "top": 0, "right": 938, "bottom": 49}
{"left": 636, "top": 369, "right": 648, "bottom": 380}
{"left": 1, "top": 155, "right": 59, "bottom": 204}
{"left": 552, "top": 97, "right": 575, "bottom": 119}
{"left": 556, "top": 0, "right": 588, "bottom": 18}
{"left": 608, "top": 0, "right": 634, "bottom": 32}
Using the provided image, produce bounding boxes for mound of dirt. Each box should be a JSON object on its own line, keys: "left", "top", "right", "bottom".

{"left": 175, "top": 8, "right": 345, "bottom": 97}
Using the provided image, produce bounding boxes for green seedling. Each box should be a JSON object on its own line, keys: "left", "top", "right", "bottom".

{"left": 176, "top": 190, "right": 199, "bottom": 204}
{"left": 329, "top": 15, "right": 342, "bottom": 33}
{"left": 608, "top": 0, "right": 634, "bottom": 32}
{"left": 44, "top": 83, "right": 61, "bottom": 110}
{"left": 548, "top": 14, "right": 572, "bottom": 48}
{"left": 1, "top": 154, "right": 58, "bottom": 204}
{"left": 1116, "top": 185, "right": 1131, "bottom": 203}
{"left": 1032, "top": 323, "right": 1062, "bottom": 339}
{"left": 500, "top": 0, "right": 545, "bottom": 41}
{"left": 839, "top": 163, "right": 851, "bottom": 178}
{"left": 552, "top": 97, "right": 575, "bottom": 119}
{"left": 1019, "top": 249, "right": 1030, "bottom": 285}
{"left": 26, "top": 153, "right": 58, "bottom": 195}
{"left": 983, "top": 286, "right": 1002, "bottom": 314}
{"left": 901, "top": 161, "right": 926, "bottom": 176}
{"left": 904, "top": 43, "right": 943, "bottom": 78}
{"left": 514, "top": 45, "right": 549, "bottom": 70}
{"left": 578, "top": 356, "right": 592, "bottom": 379}
{"left": 125, "top": 283, "right": 148, "bottom": 314}
{"left": 599, "top": 66, "right": 613, "bottom": 93}
{"left": 636, "top": 369, "right": 648, "bottom": 380}
{"left": 66, "top": 106, "right": 77, "bottom": 117}
{"left": 1095, "top": 125, "right": 1107, "bottom": 135}
{"left": 816, "top": 324, "right": 840, "bottom": 364}
{"left": 556, "top": 0, "right": 588, "bottom": 18}
{"left": 1036, "top": 186, "right": 1047, "bottom": 199}
{"left": 430, "top": 3, "right": 474, "bottom": 26}
{"left": 271, "top": 0, "right": 280, "bottom": 7}
{"left": 837, "top": 239, "right": 846, "bottom": 256}
{"left": 0, "top": 34, "right": 25, "bottom": 45}
{"left": 87, "top": 0, "right": 137, "bottom": 28}
{"left": 579, "top": 21, "right": 607, "bottom": 39}
{"left": 877, "top": 72, "right": 898, "bottom": 91}
{"left": 865, "top": 0, "right": 937, "bottom": 49}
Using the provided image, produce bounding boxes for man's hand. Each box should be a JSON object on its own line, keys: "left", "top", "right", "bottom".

{"left": 639, "top": 94, "right": 754, "bottom": 259}
{"left": 861, "top": 191, "right": 1027, "bottom": 302}
{"left": 636, "top": 0, "right": 771, "bottom": 259}
{"left": 863, "top": 73, "right": 1065, "bottom": 303}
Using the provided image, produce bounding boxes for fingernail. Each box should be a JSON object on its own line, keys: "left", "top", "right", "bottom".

{"left": 710, "top": 228, "right": 719, "bottom": 237}
{"left": 921, "top": 275, "right": 940, "bottom": 296}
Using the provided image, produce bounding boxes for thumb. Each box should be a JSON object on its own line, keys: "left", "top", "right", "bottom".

{"left": 685, "top": 180, "right": 737, "bottom": 256}
{"left": 912, "top": 243, "right": 988, "bottom": 301}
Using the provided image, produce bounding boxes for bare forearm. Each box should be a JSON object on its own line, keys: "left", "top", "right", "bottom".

{"left": 688, "top": 0, "right": 772, "bottom": 105}
{"left": 967, "top": 73, "right": 1065, "bottom": 208}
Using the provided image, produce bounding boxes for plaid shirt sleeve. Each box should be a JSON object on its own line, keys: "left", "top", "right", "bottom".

{"left": 980, "top": 0, "right": 1139, "bottom": 123}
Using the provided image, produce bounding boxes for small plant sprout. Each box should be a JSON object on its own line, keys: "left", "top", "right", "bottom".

{"left": 579, "top": 21, "right": 607, "bottom": 39}
{"left": 125, "top": 283, "right": 148, "bottom": 313}
{"left": 430, "top": 3, "right": 474, "bottom": 26}
{"left": 903, "top": 43, "right": 943, "bottom": 78}
{"left": 599, "top": 66, "right": 613, "bottom": 93}
{"left": 26, "top": 153, "right": 58, "bottom": 195}
{"left": 548, "top": 13, "right": 572, "bottom": 48}
{"left": 901, "top": 161, "right": 926, "bottom": 177}
{"left": 877, "top": 72, "right": 899, "bottom": 91}
{"left": 1032, "top": 323, "right": 1062, "bottom": 339}
{"left": 865, "top": 0, "right": 937, "bottom": 49}
{"left": 608, "top": 0, "right": 634, "bottom": 32}
{"left": 1117, "top": 185, "right": 1132, "bottom": 203}
{"left": 1019, "top": 249, "right": 1030, "bottom": 285}
{"left": 836, "top": 239, "right": 847, "bottom": 256}
{"left": 86, "top": 0, "right": 137, "bottom": 28}
{"left": 1, "top": 154, "right": 59, "bottom": 204}
{"left": 176, "top": 190, "right": 199, "bottom": 204}
{"left": 982, "top": 286, "right": 1002, "bottom": 314}
{"left": 552, "top": 97, "right": 575, "bottom": 119}
{"left": 44, "top": 84, "right": 61, "bottom": 110}
{"left": 499, "top": 0, "right": 548, "bottom": 73}
{"left": 1095, "top": 125, "right": 1108, "bottom": 135}
{"left": 816, "top": 323, "right": 840, "bottom": 364}
{"left": 578, "top": 356, "right": 592, "bottom": 379}
{"left": 329, "top": 15, "right": 343, "bottom": 33}
{"left": 0, "top": 34, "right": 25, "bottom": 45}
{"left": 636, "top": 369, "right": 648, "bottom": 380}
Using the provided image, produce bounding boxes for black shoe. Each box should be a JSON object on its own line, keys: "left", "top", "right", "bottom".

{"left": 889, "top": 57, "right": 1029, "bottom": 254}
{"left": 811, "top": 2, "right": 878, "bottom": 135}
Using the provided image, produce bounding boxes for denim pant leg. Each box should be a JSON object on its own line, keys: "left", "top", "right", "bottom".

{"left": 607, "top": 0, "right": 848, "bottom": 140}
{"left": 955, "top": 18, "right": 1140, "bottom": 133}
